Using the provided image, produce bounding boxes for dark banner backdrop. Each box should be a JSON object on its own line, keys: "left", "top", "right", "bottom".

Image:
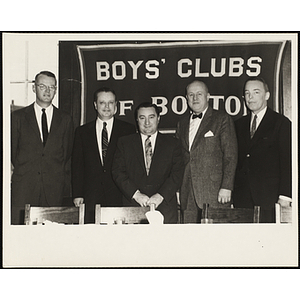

{"left": 59, "top": 40, "right": 288, "bottom": 132}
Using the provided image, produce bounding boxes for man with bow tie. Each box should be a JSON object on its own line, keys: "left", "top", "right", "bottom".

{"left": 176, "top": 80, "right": 238, "bottom": 223}
{"left": 112, "top": 102, "right": 184, "bottom": 224}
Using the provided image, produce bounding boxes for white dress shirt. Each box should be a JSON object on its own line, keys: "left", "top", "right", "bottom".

{"left": 34, "top": 102, "right": 53, "bottom": 142}
{"left": 189, "top": 106, "right": 208, "bottom": 151}
{"left": 96, "top": 117, "right": 114, "bottom": 164}
{"left": 250, "top": 106, "right": 267, "bottom": 132}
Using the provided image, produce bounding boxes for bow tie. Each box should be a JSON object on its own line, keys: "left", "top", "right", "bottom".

{"left": 192, "top": 113, "right": 203, "bottom": 119}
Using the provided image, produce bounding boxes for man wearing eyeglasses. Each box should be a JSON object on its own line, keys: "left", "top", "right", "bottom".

{"left": 233, "top": 77, "right": 292, "bottom": 222}
{"left": 11, "top": 71, "right": 74, "bottom": 224}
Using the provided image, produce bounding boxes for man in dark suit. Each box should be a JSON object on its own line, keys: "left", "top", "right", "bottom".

{"left": 112, "top": 102, "right": 184, "bottom": 224}
{"left": 233, "top": 77, "right": 292, "bottom": 222}
{"left": 176, "top": 80, "right": 238, "bottom": 223}
{"left": 71, "top": 87, "right": 136, "bottom": 223}
{"left": 11, "top": 71, "right": 74, "bottom": 224}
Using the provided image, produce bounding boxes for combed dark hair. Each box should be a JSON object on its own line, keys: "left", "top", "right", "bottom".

{"left": 243, "top": 77, "right": 269, "bottom": 94}
{"left": 34, "top": 71, "right": 57, "bottom": 85}
{"left": 185, "top": 80, "right": 209, "bottom": 95}
{"left": 93, "top": 87, "right": 117, "bottom": 102}
{"left": 134, "top": 102, "right": 160, "bottom": 121}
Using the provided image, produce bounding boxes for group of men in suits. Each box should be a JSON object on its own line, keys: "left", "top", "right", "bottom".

{"left": 11, "top": 71, "right": 292, "bottom": 224}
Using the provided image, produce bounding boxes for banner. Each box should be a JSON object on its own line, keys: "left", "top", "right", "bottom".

{"left": 77, "top": 41, "right": 286, "bottom": 132}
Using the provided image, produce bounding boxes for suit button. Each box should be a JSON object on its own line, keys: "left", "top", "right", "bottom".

{"left": 42, "top": 154, "right": 44, "bottom": 157}
{"left": 38, "top": 172, "right": 41, "bottom": 175}
{"left": 246, "top": 154, "right": 250, "bottom": 157}
{"left": 103, "top": 169, "right": 106, "bottom": 173}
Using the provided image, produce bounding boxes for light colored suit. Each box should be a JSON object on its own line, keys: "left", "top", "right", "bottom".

{"left": 176, "top": 106, "right": 238, "bottom": 211}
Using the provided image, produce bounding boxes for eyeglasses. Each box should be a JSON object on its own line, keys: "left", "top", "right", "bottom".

{"left": 36, "top": 84, "right": 57, "bottom": 91}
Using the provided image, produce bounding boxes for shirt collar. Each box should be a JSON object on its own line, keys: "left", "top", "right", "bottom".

{"left": 252, "top": 106, "right": 267, "bottom": 120}
{"left": 190, "top": 106, "right": 208, "bottom": 121}
{"left": 34, "top": 102, "right": 53, "bottom": 112}
{"left": 140, "top": 131, "right": 158, "bottom": 141}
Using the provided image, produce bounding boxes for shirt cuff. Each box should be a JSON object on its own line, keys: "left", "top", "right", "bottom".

{"left": 278, "top": 195, "right": 292, "bottom": 202}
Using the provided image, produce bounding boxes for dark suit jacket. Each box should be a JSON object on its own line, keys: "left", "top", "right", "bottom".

{"left": 233, "top": 107, "right": 291, "bottom": 210}
{"left": 112, "top": 132, "right": 184, "bottom": 224}
{"left": 11, "top": 103, "right": 74, "bottom": 224}
{"left": 71, "top": 118, "right": 136, "bottom": 223}
{"left": 176, "top": 106, "right": 238, "bottom": 210}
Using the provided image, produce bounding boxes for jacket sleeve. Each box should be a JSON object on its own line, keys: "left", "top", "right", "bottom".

{"left": 220, "top": 113, "right": 238, "bottom": 190}
{"left": 278, "top": 117, "right": 292, "bottom": 198}
{"left": 157, "top": 138, "right": 184, "bottom": 202}
{"left": 11, "top": 111, "right": 20, "bottom": 167}
{"left": 112, "top": 138, "right": 139, "bottom": 200}
{"left": 71, "top": 127, "right": 84, "bottom": 198}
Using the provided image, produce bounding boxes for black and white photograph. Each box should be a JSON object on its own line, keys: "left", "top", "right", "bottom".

{"left": 2, "top": 32, "right": 298, "bottom": 269}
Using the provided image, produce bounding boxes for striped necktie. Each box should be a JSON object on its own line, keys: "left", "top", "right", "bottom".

{"left": 145, "top": 135, "right": 152, "bottom": 175}
{"left": 250, "top": 114, "right": 257, "bottom": 139}
{"left": 102, "top": 122, "right": 108, "bottom": 161}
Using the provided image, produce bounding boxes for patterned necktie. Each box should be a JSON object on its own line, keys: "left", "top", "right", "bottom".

{"left": 145, "top": 135, "right": 152, "bottom": 175}
{"left": 41, "top": 108, "right": 48, "bottom": 147}
{"left": 250, "top": 114, "right": 257, "bottom": 139}
{"left": 102, "top": 122, "right": 108, "bottom": 161}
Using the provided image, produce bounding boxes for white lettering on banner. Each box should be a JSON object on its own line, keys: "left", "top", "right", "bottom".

{"left": 119, "top": 95, "right": 245, "bottom": 117}
{"left": 225, "top": 96, "right": 241, "bottom": 115}
{"left": 128, "top": 60, "right": 144, "bottom": 80}
{"left": 119, "top": 100, "right": 134, "bottom": 116}
{"left": 112, "top": 61, "right": 126, "bottom": 80}
{"left": 152, "top": 97, "right": 168, "bottom": 115}
{"left": 172, "top": 96, "right": 188, "bottom": 115}
{"left": 145, "top": 60, "right": 160, "bottom": 79}
{"left": 177, "top": 57, "right": 262, "bottom": 78}
{"left": 177, "top": 58, "right": 192, "bottom": 78}
{"left": 195, "top": 59, "right": 209, "bottom": 77}
{"left": 246, "top": 56, "right": 262, "bottom": 76}
{"left": 211, "top": 58, "right": 226, "bottom": 77}
{"left": 96, "top": 62, "right": 110, "bottom": 80}
{"left": 210, "top": 96, "right": 225, "bottom": 110}
{"left": 228, "top": 57, "right": 244, "bottom": 77}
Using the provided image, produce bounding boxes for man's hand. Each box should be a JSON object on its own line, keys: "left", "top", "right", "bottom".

{"left": 218, "top": 188, "right": 232, "bottom": 204}
{"left": 133, "top": 191, "right": 150, "bottom": 207}
{"left": 148, "top": 193, "right": 164, "bottom": 209}
{"left": 73, "top": 197, "right": 84, "bottom": 207}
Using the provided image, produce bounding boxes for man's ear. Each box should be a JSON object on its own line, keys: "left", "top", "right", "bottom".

{"left": 32, "top": 84, "right": 36, "bottom": 93}
{"left": 265, "top": 92, "right": 270, "bottom": 101}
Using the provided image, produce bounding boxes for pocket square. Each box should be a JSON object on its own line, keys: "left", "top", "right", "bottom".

{"left": 204, "top": 130, "right": 214, "bottom": 137}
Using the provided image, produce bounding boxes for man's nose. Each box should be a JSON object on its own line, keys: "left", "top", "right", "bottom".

{"left": 145, "top": 117, "right": 150, "bottom": 125}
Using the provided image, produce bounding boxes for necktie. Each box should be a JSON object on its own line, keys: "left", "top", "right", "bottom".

{"left": 102, "top": 122, "right": 108, "bottom": 161}
{"left": 145, "top": 135, "right": 152, "bottom": 175}
{"left": 250, "top": 114, "right": 257, "bottom": 139}
{"left": 42, "top": 108, "right": 48, "bottom": 147}
{"left": 192, "top": 112, "right": 203, "bottom": 119}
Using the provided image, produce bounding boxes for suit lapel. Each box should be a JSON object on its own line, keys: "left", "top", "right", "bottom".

{"left": 250, "top": 107, "right": 272, "bottom": 147}
{"left": 150, "top": 132, "right": 163, "bottom": 175}
{"left": 25, "top": 104, "right": 41, "bottom": 142}
{"left": 183, "top": 116, "right": 190, "bottom": 151}
{"left": 105, "top": 118, "right": 119, "bottom": 163}
{"left": 90, "top": 120, "right": 103, "bottom": 167}
{"left": 133, "top": 133, "right": 146, "bottom": 172}
{"left": 190, "top": 106, "right": 212, "bottom": 151}
{"left": 46, "top": 107, "right": 62, "bottom": 147}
